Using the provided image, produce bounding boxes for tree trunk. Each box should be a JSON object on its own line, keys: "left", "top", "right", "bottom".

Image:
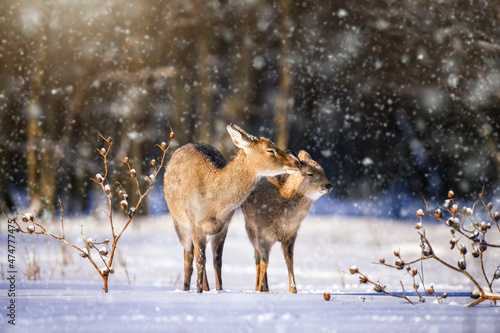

{"left": 274, "top": 0, "right": 294, "bottom": 150}
{"left": 193, "top": 1, "right": 213, "bottom": 144}
{"left": 26, "top": 22, "right": 47, "bottom": 213}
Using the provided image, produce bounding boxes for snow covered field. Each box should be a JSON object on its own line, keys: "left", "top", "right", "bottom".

{"left": 1, "top": 211, "right": 499, "bottom": 332}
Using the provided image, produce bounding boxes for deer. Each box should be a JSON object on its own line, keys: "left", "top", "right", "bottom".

{"left": 163, "top": 124, "right": 300, "bottom": 293}
{"left": 242, "top": 150, "right": 332, "bottom": 293}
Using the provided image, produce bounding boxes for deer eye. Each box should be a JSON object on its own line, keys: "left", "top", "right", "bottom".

{"left": 267, "top": 149, "right": 276, "bottom": 155}
{"left": 307, "top": 173, "right": 314, "bottom": 177}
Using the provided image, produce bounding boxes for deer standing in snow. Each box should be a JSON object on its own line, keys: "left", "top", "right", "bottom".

{"left": 163, "top": 124, "right": 300, "bottom": 293}
{"left": 242, "top": 150, "right": 332, "bottom": 293}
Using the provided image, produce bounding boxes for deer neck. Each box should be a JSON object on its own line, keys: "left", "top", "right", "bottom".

{"left": 214, "top": 149, "right": 260, "bottom": 209}
{"left": 278, "top": 173, "right": 304, "bottom": 200}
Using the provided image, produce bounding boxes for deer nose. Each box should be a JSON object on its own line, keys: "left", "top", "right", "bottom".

{"left": 325, "top": 183, "right": 333, "bottom": 193}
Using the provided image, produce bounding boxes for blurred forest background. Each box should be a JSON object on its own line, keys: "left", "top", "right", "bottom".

{"left": 1, "top": 0, "right": 499, "bottom": 218}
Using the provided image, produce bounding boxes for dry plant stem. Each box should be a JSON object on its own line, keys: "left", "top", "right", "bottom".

{"left": 387, "top": 222, "right": 499, "bottom": 306}
{"left": 3, "top": 124, "right": 174, "bottom": 293}
{"left": 2, "top": 211, "right": 83, "bottom": 254}
{"left": 423, "top": 195, "right": 500, "bottom": 306}
{"left": 479, "top": 187, "right": 500, "bottom": 233}
{"left": 59, "top": 198, "right": 65, "bottom": 239}
{"left": 95, "top": 133, "right": 115, "bottom": 241}
{"left": 95, "top": 124, "right": 172, "bottom": 291}
{"left": 347, "top": 270, "right": 414, "bottom": 305}
{"left": 423, "top": 198, "right": 500, "bottom": 248}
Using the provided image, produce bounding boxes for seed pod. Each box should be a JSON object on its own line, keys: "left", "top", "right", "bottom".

{"left": 109, "top": 267, "right": 115, "bottom": 274}
{"left": 443, "top": 199, "right": 451, "bottom": 209}
{"left": 170, "top": 131, "right": 175, "bottom": 139}
{"left": 459, "top": 244, "right": 467, "bottom": 255}
{"left": 434, "top": 208, "right": 442, "bottom": 218}
{"left": 80, "top": 248, "right": 89, "bottom": 258}
{"left": 448, "top": 190, "right": 455, "bottom": 199}
{"left": 104, "top": 184, "right": 111, "bottom": 194}
{"left": 421, "top": 243, "right": 431, "bottom": 257}
{"left": 101, "top": 267, "right": 109, "bottom": 276}
{"left": 487, "top": 202, "right": 493, "bottom": 211}
{"left": 458, "top": 258, "right": 466, "bottom": 271}
{"left": 379, "top": 258, "right": 385, "bottom": 264}
{"left": 99, "top": 247, "right": 108, "bottom": 256}
{"left": 27, "top": 225, "right": 35, "bottom": 233}
{"left": 151, "top": 159, "right": 156, "bottom": 167}
{"left": 493, "top": 267, "right": 500, "bottom": 280}
{"left": 411, "top": 268, "right": 418, "bottom": 277}
{"left": 426, "top": 286, "right": 434, "bottom": 295}
{"left": 415, "top": 222, "right": 422, "bottom": 229}
{"left": 130, "top": 169, "right": 136, "bottom": 177}
{"left": 118, "top": 190, "right": 123, "bottom": 197}
{"left": 494, "top": 211, "right": 499, "bottom": 222}
{"left": 349, "top": 265, "right": 359, "bottom": 274}
{"left": 480, "top": 242, "right": 487, "bottom": 252}
{"left": 128, "top": 207, "right": 136, "bottom": 218}
{"left": 395, "top": 259, "right": 404, "bottom": 269}
{"left": 24, "top": 213, "right": 34, "bottom": 222}
{"left": 472, "top": 250, "right": 480, "bottom": 258}
{"left": 95, "top": 173, "right": 104, "bottom": 183}
{"left": 124, "top": 156, "right": 129, "bottom": 163}
{"left": 451, "top": 204, "right": 458, "bottom": 213}
{"left": 470, "top": 289, "right": 480, "bottom": 299}
{"left": 149, "top": 174, "right": 155, "bottom": 183}
{"left": 160, "top": 142, "right": 167, "bottom": 149}
{"left": 441, "top": 292, "right": 448, "bottom": 299}
{"left": 100, "top": 147, "right": 106, "bottom": 156}
{"left": 413, "top": 281, "right": 419, "bottom": 290}
{"left": 120, "top": 200, "right": 128, "bottom": 210}
{"left": 393, "top": 248, "right": 400, "bottom": 257}
{"left": 87, "top": 237, "right": 94, "bottom": 247}
{"left": 323, "top": 292, "right": 331, "bottom": 301}
{"left": 359, "top": 276, "right": 368, "bottom": 284}
{"left": 374, "top": 284, "right": 383, "bottom": 293}
{"left": 480, "top": 221, "right": 488, "bottom": 231}
{"left": 465, "top": 207, "right": 473, "bottom": 217}
{"left": 450, "top": 238, "right": 457, "bottom": 250}
{"left": 416, "top": 209, "right": 425, "bottom": 218}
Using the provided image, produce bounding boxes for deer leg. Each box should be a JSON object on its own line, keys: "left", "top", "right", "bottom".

{"left": 173, "top": 220, "right": 193, "bottom": 291}
{"left": 202, "top": 266, "right": 210, "bottom": 292}
{"left": 212, "top": 226, "right": 229, "bottom": 291}
{"left": 192, "top": 233, "right": 207, "bottom": 293}
{"left": 183, "top": 245, "right": 194, "bottom": 291}
{"left": 254, "top": 249, "right": 261, "bottom": 291}
{"left": 262, "top": 269, "right": 269, "bottom": 292}
{"left": 257, "top": 243, "right": 270, "bottom": 292}
{"left": 282, "top": 236, "right": 297, "bottom": 293}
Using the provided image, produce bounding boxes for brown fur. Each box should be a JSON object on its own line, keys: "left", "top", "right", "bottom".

{"left": 163, "top": 124, "right": 300, "bottom": 293}
{"left": 242, "top": 150, "right": 332, "bottom": 293}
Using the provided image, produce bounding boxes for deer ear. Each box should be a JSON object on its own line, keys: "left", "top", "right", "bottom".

{"left": 298, "top": 150, "right": 312, "bottom": 161}
{"left": 227, "top": 124, "right": 253, "bottom": 149}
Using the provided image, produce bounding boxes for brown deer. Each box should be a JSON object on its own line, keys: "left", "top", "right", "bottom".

{"left": 163, "top": 124, "right": 300, "bottom": 293}
{"left": 242, "top": 150, "right": 332, "bottom": 293}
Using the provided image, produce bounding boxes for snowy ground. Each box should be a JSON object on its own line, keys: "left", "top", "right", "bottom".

{"left": 1, "top": 211, "right": 499, "bottom": 332}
